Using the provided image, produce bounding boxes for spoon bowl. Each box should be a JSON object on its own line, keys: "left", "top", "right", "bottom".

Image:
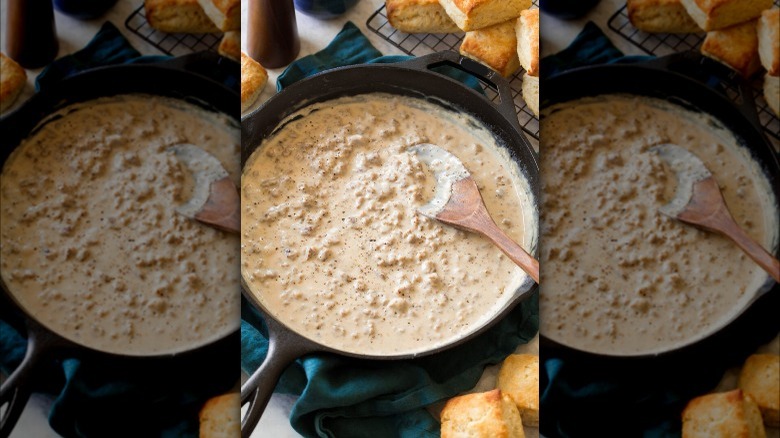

{"left": 410, "top": 143, "right": 540, "bottom": 283}
{"left": 169, "top": 143, "right": 240, "bottom": 234}
{"left": 652, "top": 143, "right": 780, "bottom": 282}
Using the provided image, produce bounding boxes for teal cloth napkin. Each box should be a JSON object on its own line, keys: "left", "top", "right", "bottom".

{"left": 0, "top": 23, "right": 237, "bottom": 438}
{"left": 241, "top": 22, "right": 538, "bottom": 438}
{"left": 538, "top": 21, "right": 647, "bottom": 78}
{"left": 35, "top": 22, "right": 167, "bottom": 90}
{"left": 278, "top": 22, "right": 483, "bottom": 93}
{"left": 539, "top": 21, "right": 623, "bottom": 77}
{"left": 242, "top": 295, "right": 538, "bottom": 438}
{"left": 538, "top": 23, "right": 780, "bottom": 438}
{"left": 0, "top": 320, "right": 26, "bottom": 376}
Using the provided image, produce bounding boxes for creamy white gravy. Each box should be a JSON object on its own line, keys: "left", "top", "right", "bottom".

{"left": 540, "top": 95, "right": 778, "bottom": 356}
{"left": 0, "top": 95, "right": 241, "bottom": 356}
{"left": 242, "top": 94, "right": 537, "bottom": 356}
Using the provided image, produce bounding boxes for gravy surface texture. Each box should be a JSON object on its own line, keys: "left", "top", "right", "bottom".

{"left": 242, "top": 94, "right": 537, "bottom": 355}
{"left": 540, "top": 95, "right": 778, "bottom": 355}
{"left": 1, "top": 95, "right": 241, "bottom": 356}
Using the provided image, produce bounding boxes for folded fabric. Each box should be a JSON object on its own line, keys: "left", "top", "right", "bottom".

{"left": 539, "top": 21, "right": 651, "bottom": 79}
{"left": 0, "top": 319, "right": 25, "bottom": 376}
{"left": 242, "top": 294, "right": 538, "bottom": 438}
{"left": 538, "top": 22, "right": 780, "bottom": 438}
{"left": 0, "top": 23, "right": 238, "bottom": 438}
{"left": 278, "top": 22, "right": 484, "bottom": 93}
{"left": 36, "top": 22, "right": 168, "bottom": 90}
{"left": 276, "top": 21, "right": 381, "bottom": 89}
{"left": 243, "top": 26, "right": 538, "bottom": 438}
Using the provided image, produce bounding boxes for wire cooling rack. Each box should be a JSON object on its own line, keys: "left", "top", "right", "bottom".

{"left": 124, "top": 4, "right": 222, "bottom": 56}
{"left": 366, "top": 3, "right": 540, "bottom": 140}
{"left": 607, "top": 1, "right": 780, "bottom": 142}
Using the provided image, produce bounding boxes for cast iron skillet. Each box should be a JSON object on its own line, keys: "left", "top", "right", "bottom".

{"left": 539, "top": 51, "right": 780, "bottom": 363}
{"left": 240, "top": 51, "right": 540, "bottom": 437}
{"left": 0, "top": 52, "right": 240, "bottom": 436}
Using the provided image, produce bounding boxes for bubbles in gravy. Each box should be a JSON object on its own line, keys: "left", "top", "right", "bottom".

{"left": 540, "top": 95, "right": 778, "bottom": 356}
{"left": 242, "top": 94, "right": 537, "bottom": 355}
{"left": 0, "top": 95, "right": 241, "bottom": 356}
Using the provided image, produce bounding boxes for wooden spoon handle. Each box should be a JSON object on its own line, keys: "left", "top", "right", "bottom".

{"left": 676, "top": 177, "right": 779, "bottom": 282}
{"left": 432, "top": 177, "right": 539, "bottom": 283}
{"left": 718, "top": 218, "right": 780, "bottom": 283}
{"left": 489, "top": 226, "right": 540, "bottom": 284}
{"left": 477, "top": 212, "right": 540, "bottom": 284}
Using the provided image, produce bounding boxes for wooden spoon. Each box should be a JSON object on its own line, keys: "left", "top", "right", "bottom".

{"left": 169, "top": 144, "right": 240, "bottom": 234}
{"left": 652, "top": 143, "right": 780, "bottom": 282}
{"left": 409, "top": 144, "right": 539, "bottom": 284}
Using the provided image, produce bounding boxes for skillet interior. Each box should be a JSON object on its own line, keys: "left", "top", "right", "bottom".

{"left": 241, "top": 61, "right": 540, "bottom": 360}
{"left": 540, "top": 62, "right": 780, "bottom": 361}
{"left": 0, "top": 59, "right": 241, "bottom": 358}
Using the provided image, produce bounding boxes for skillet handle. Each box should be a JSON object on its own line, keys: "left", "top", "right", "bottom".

{"left": 239, "top": 315, "right": 318, "bottom": 438}
{"left": 636, "top": 51, "right": 764, "bottom": 133}
{"left": 0, "top": 319, "right": 65, "bottom": 436}
{"left": 397, "top": 52, "right": 523, "bottom": 133}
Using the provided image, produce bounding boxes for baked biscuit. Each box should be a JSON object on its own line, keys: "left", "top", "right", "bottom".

{"left": 701, "top": 20, "right": 762, "bottom": 78}
{"left": 515, "top": 9, "right": 539, "bottom": 77}
{"left": 678, "top": 0, "right": 772, "bottom": 31}
{"left": 386, "top": 0, "right": 461, "bottom": 33}
{"left": 460, "top": 20, "right": 521, "bottom": 78}
{"left": 145, "top": 0, "right": 221, "bottom": 33}
{"left": 0, "top": 53, "right": 26, "bottom": 113}
{"left": 739, "top": 354, "right": 780, "bottom": 426}
{"left": 522, "top": 73, "right": 538, "bottom": 117}
{"left": 765, "top": 74, "right": 780, "bottom": 117}
{"left": 199, "top": 393, "right": 240, "bottom": 438}
{"left": 682, "top": 389, "right": 766, "bottom": 438}
{"left": 196, "top": 0, "right": 240, "bottom": 31}
{"left": 757, "top": 8, "right": 779, "bottom": 76}
{"left": 627, "top": 0, "right": 702, "bottom": 33}
{"left": 441, "top": 389, "right": 525, "bottom": 438}
{"left": 218, "top": 31, "right": 240, "bottom": 62}
{"left": 497, "top": 354, "right": 539, "bottom": 427}
{"left": 438, "top": 0, "right": 531, "bottom": 31}
{"left": 241, "top": 52, "right": 268, "bottom": 113}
